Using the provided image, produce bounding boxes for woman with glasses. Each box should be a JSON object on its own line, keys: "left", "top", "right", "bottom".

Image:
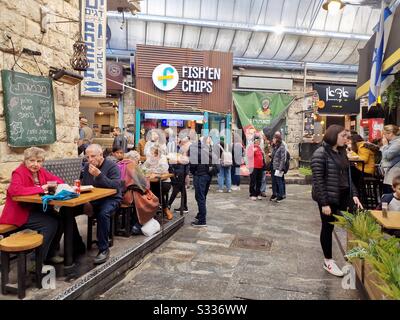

{"left": 0, "top": 147, "right": 64, "bottom": 264}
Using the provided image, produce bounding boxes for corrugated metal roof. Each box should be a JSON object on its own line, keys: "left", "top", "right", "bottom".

{"left": 106, "top": 0, "right": 384, "bottom": 71}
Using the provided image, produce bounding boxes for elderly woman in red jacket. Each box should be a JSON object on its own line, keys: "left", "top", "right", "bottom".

{"left": 0, "top": 147, "right": 64, "bottom": 263}
{"left": 246, "top": 135, "right": 265, "bottom": 200}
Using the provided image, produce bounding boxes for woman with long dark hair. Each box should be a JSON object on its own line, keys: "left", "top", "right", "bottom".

{"left": 311, "top": 125, "right": 363, "bottom": 277}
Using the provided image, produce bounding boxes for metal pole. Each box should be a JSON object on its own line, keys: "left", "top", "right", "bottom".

{"left": 118, "top": 96, "right": 124, "bottom": 129}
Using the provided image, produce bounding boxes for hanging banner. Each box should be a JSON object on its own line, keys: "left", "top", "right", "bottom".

{"left": 233, "top": 92, "right": 294, "bottom": 134}
{"left": 81, "top": 0, "right": 107, "bottom": 97}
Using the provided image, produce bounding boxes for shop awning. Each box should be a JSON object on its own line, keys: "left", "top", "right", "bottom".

{"left": 356, "top": 5, "right": 400, "bottom": 99}
{"left": 144, "top": 112, "right": 204, "bottom": 121}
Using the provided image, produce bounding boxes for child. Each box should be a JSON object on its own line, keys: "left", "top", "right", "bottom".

{"left": 380, "top": 175, "right": 400, "bottom": 211}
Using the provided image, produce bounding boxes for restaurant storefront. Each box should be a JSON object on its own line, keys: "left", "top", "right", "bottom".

{"left": 134, "top": 44, "right": 233, "bottom": 142}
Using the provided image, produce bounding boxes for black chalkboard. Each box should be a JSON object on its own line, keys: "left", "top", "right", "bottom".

{"left": 1, "top": 70, "right": 56, "bottom": 147}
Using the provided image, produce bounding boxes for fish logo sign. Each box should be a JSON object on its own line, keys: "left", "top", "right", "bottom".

{"left": 152, "top": 64, "right": 179, "bottom": 91}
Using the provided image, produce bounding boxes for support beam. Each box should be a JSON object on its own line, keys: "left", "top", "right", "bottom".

{"left": 106, "top": 49, "right": 358, "bottom": 74}
{"left": 107, "top": 12, "right": 371, "bottom": 41}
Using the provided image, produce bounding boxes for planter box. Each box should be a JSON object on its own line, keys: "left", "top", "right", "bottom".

{"left": 346, "top": 231, "right": 388, "bottom": 300}
{"left": 364, "top": 261, "right": 387, "bottom": 300}
{"left": 347, "top": 231, "right": 364, "bottom": 283}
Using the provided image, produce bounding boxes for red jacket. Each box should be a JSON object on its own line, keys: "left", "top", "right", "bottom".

{"left": 247, "top": 144, "right": 264, "bottom": 169}
{"left": 0, "top": 164, "right": 63, "bottom": 227}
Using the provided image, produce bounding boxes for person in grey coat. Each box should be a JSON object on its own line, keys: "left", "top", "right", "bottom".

{"left": 381, "top": 125, "right": 400, "bottom": 194}
{"left": 270, "top": 134, "right": 286, "bottom": 202}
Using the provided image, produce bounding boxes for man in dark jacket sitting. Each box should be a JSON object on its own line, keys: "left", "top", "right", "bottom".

{"left": 189, "top": 136, "right": 219, "bottom": 227}
{"left": 83, "top": 144, "right": 123, "bottom": 264}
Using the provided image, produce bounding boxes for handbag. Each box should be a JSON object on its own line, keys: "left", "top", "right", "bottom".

{"left": 132, "top": 188, "right": 159, "bottom": 225}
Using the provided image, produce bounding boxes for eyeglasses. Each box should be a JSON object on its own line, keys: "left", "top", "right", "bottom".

{"left": 27, "top": 159, "right": 43, "bottom": 164}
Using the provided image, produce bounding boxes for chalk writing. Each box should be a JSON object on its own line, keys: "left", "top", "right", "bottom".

{"left": 1, "top": 70, "right": 56, "bottom": 147}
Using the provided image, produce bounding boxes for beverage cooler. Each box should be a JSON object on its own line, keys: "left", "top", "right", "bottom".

{"left": 359, "top": 118, "right": 384, "bottom": 142}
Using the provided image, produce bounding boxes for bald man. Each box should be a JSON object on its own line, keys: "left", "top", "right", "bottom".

{"left": 83, "top": 144, "right": 123, "bottom": 264}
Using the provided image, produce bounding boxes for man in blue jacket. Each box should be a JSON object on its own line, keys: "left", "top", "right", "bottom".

{"left": 83, "top": 144, "right": 123, "bottom": 264}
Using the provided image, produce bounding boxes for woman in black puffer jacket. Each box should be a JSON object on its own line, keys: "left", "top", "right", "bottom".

{"left": 311, "top": 125, "right": 363, "bottom": 277}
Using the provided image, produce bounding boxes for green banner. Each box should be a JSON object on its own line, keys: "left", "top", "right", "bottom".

{"left": 233, "top": 91, "right": 294, "bottom": 133}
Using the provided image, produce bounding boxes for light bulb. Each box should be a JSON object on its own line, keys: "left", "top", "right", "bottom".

{"left": 328, "top": 0, "right": 341, "bottom": 14}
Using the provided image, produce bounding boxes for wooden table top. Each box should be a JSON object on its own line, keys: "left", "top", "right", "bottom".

{"left": 12, "top": 187, "right": 117, "bottom": 207}
{"left": 370, "top": 210, "right": 400, "bottom": 230}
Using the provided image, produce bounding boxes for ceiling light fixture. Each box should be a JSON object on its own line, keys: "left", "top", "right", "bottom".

{"left": 274, "top": 24, "right": 285, "bottom": 35}
{"left": 322, "top": 0, "right": 345, "bottom": 14}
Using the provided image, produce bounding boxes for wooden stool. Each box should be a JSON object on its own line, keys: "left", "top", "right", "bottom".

{"left": 114, "top": 204, "right": 134, "bottom": 237}
{"left": 0, "top": 224, "right": 17, "bottom": 238}
{"left": 0, "top": 232, "right": 43, "bottom": 299}
{"left": 87, "top": 213, "right": 115, "bottom": 250}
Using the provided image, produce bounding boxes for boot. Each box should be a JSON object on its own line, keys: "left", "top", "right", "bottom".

{"left": 163, "top": 208, "right": 173, "bottom": 220}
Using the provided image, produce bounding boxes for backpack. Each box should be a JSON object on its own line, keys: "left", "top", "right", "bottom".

{"left": 219, "top": 145, "right": 233, "bottom": 167}
{"left": 117, "top": 160, "right": 130, "bottom": 188}
{"left": 284, "top": 150, "right": 291, "bottom": 174}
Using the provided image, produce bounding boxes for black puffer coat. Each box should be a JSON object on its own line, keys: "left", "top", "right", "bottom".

{"left": 311, "top": 142, "right": 358, "bottom": 206}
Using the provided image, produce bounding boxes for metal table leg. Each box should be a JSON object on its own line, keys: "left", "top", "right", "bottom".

{"left": 159, "top": 178, "right": 164, "bottom": 237}
{"left": 63, "top": 207, "right": 75, "bottom": 271}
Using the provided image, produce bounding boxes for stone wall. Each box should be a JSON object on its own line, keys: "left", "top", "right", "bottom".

{"left": 123, "top": 88, "right": 135, "bottom": 129}
{"left": 0, "top": 0, "right": 80, "bottom": 204}
{"left": 285, "top": 82, "right": 314, "bottom": 168}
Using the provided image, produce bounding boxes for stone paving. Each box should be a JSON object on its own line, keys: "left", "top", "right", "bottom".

{"left": 99, "top": 184, "right": 363, "bottom": 300}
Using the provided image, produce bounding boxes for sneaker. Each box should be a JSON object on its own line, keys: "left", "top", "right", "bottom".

{"left": 282, "top": 195, "right": 286, "bottom": 199}
{"left": 269, "top": 195, "right": 277, "bottom": 201}
{"left": 261, "top": 192, "right": 267, "bottom": 197}
{"left": 257, "top": 196, "right": 263, "bottom": 200}
{"left": 216, "top": 189, "right": 224, "bottom": 193}
{"left": 94, "top": 249, "right": 110, "bottom": 265}
{"left": 231, "top": 186, "right": 239, "bottom": 191}
{"left": 227, "top": 189, "right": 232, "bottom": 193}
{"left": 275, "top": 196, "right": 284, "bottom": 203}
{"left": 174, "top": 208, "right": 189, "bottom": 214}
{"left": 323, "top": 260, "right": 344, "bottom": 277}
{"left": 191, "top": 221, "right": 207, "bottom": 228}
{"left": 250, "top": 196, "right": 257, "bottom": 201}
{"left": 194, "top": 214, "right": 199, "bottom": 221}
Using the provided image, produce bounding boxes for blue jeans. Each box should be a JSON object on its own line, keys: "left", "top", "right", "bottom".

{"left": 231, "top": 166, "right": 241, "bottom": 186}
{"left": 193, "top": 175, "right": 211, "bottom": 224}
{"left": 283, "top": 175, "right": 286, "bottom": 197}
{"left": 91, "top": 199, "right": 120, "bottom": 252}
{"left": 271, "top": 171, "right": 285, "bottom": 198}
{"left": 260, "top": 170, "right": 267, "bottom": 193}
{"left": 217, "top": 166, "right": 232, "bottom": 190}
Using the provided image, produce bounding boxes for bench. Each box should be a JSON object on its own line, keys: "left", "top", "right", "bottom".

{"left": 43, "top": 158, "right": 120, "bottom": 249}
{"left": 0, "top": 205, "right": 17, "bottom": 238}
{"left": 43, "top": 158, "right": 83, "bottom": 185}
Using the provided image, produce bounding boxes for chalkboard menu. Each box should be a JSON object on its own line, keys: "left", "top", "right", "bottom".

{"left": 1, "top": 70, "right": 56, "bottom": 147}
